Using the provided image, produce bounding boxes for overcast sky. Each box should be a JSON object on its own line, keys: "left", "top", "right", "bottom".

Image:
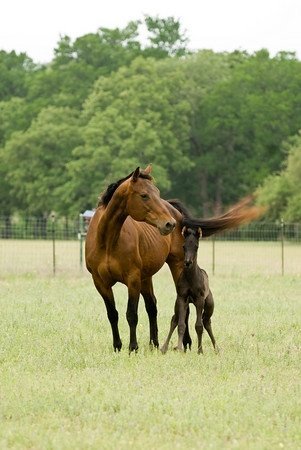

{"left": 1, "top": 0, "right": 301, "bottom": 63}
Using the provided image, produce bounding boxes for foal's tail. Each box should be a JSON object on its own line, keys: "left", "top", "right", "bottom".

{"left": 168, "top": 196, "right": 265, "bottom": 238}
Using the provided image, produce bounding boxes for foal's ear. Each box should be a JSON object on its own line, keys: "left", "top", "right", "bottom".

{"left": 198, "top": 227, "right": 202, "bottom": 239}
{"left": 181, "top": 226, "right": 187, "bottom": 237}
{"left": 143, "top": 164, "right": 152, "bottom": 175}
{"left": 132, "top": 167, "right": 140, "bottom": 182}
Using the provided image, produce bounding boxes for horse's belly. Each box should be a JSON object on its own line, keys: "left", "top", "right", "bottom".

{"left": 139, "top": 241, "right": 170, "bottom": 278}
{"left": 141, "top": 258, "right": 166, "bottom": 279}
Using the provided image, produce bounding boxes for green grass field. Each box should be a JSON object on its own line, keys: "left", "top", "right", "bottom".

{"left": 0, "top": 268, "right": 300, "bottom": 449}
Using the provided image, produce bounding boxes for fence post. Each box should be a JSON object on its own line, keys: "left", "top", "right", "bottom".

{"left": 79, "top": 214, "right": 84, "bottom": 271}
{"left": 212, "top": 236, "right": 216, "bottom": 275}
{"left": 281, "top": 218, "right": 284, "bottom": 276}
{"left": 51, "top": 214, "right": 56, "bottom": 276}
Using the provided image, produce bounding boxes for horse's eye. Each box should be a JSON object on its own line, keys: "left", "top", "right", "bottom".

{"left": 141, "top": 194, "right": 149, "bottom": 200}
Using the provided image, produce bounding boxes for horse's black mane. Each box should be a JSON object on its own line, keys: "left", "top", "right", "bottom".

{"left": 167, "top": 199, "right": 194, "bottom": 223}
{"left": 167, "top": 199, "right": 202, "bottom": 229}
{"left": 98, "top": 171, "right": 152, "bottom": 207}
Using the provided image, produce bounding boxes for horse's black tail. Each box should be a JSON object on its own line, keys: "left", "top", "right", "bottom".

{"left": 167, "top": 197, "right": 265, "bottom": 238}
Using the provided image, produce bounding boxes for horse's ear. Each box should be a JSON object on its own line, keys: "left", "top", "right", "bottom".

{"left": 132, "top": 167, "right": 140, "bottom": 182}
{"left": 198, "top": 227, "right": 202, "bottom": 239}
{"left": 181, "top": 226, "right": 187, "bottom": 237}
{"left": 143, "top": 164, "right": 152, "bottom": 175}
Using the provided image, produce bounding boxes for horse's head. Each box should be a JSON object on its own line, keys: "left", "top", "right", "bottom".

{"left": 126, "top": 166, "right": 176, "bottom": 235}
{"left": 182, "top": 226, "right": 202, "bottom": 269}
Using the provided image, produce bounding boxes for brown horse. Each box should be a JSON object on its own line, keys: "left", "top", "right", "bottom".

{"left": 86, "top": 165, "right": 262, "bottom": 352}
{"left": 86, "top": 166, "right": 177, "bottom": 352}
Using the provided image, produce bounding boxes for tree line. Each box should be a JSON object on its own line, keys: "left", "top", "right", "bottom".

{"left": 0, "top": 16, "right": 300, "bottom": 221}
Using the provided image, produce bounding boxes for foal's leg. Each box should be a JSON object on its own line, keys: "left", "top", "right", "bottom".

{"left": 175, "top": 296, "right": 188, "bottom": 352}
{"left": 183, "top": 306, "right": 192, "bottom": 352}
{"left": 203, "top": 290, "right": 218, "bottom": 352}
{"left": 126, "top": 274, "right": 141, "bottom": 353}
{"left": 160, "top": 307, "right": 179, "bottom": 354}
{"left": 93, "top": 278, "right": 122, "bottom": 351}
{"left": 195, "top": 297, "right": 205, "bottom": 354}
{"left": 141, "top": 278, "right": 159, "bottom": 348}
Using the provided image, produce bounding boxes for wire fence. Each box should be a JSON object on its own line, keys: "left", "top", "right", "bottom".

{"left": 0, "top": 216, "right": 300, "bottom": 276}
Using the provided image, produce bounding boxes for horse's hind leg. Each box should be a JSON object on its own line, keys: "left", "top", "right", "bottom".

{"left": 183, "top": 306, "right": 192, "bottom": 352}
{"left": 141, "top": 278, "right": 159, "bottom": 348}
{"left": 203, "top": 290, "right": 218, "bottom": 352}
{"left": 126, "top": 274, "right": 141, "bottom": 353}
{"left": 93, "top": 278, "right": 122, "bottom": 352}
{"left": 195, "top": 298, "right": 205, "bottom": 354}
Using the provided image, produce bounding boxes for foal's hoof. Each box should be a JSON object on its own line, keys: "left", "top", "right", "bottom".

{"left": 214, "top": 344, "right": 220, "bottom": 354}
{"left": 184, "top": 343, "right": 192, "bottom": 352}
{"left": 173, "top": 346, "right": 184, "bottom": 353}
{"left": 160, "top": 345, "right": 168, "bottom": 354}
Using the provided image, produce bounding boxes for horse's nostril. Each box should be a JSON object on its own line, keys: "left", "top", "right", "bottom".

{"left": 166, "top": 221, "right": 175, "bottom": 231}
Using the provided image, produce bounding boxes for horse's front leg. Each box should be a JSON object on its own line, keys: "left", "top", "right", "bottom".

{"left": 141, "top": 278, "right": 159, "bottom": 348}
{"left": 195, "top": 297, "right": 205, "bottom": 354}
{"left": 126, "top": 275, "right": 141, "bottom": 353}
{"left": 93, "top": 277, "right": 122, "bottom": 352}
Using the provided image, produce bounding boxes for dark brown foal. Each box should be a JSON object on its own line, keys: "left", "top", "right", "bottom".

{"left": 161, "top": 226, "right": 217, "bottom": 355}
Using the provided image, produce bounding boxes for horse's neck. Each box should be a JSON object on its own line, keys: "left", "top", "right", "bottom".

{"left": 98, "top": 192, "right": 128, "bottom": 248}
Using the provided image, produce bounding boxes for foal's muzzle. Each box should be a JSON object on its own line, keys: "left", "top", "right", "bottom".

{"left": 184, "top": 260, "right": 193, "bottom": 269}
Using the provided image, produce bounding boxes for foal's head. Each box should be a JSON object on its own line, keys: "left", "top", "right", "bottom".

{"left": 182, "top": 226, "right": 202, "bottom": 269}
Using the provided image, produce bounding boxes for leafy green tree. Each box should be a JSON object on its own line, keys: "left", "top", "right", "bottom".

{"left": 26, "top": 22, "right": 142, "bottom": 111}
{"left": 257, "top": 132, "right": 301, "bottom": 221}
{"left": 0, "top": 97, "right": 34, "bottom": 146}
{"left": 189, "top": 50, "right": 301, "bottom": 214}
{"left": 65, "top": 57, "right": 193, "bottom": 212}
{"left": 0, "top": 149, "right": 13, "bottom": 215}
{"left": 71, "top": 22, "right": 141, "bottom": 70}
{"left": 143, "top": 16, "right": 189, "bottom": 58}
{"left": 0, "top": 50, "right": 34, "bottom": 101}
{"left": 165, "top": 50, "right": 233, "bottom": 214}
{"left": 1, "top": 107, "right": 83, "bottom": 216}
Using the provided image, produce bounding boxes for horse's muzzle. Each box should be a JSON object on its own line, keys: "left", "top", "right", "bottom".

{"left": 159, "top": 220, "right": 176, "bottom": 235}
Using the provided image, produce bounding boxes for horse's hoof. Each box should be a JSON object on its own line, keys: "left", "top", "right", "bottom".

{"left": 160, "top": 346, "right": 168, "bottom": 354}
{"left": 128, "top": 344, "right": 138, "bottom": 354}
{"left": 114, "top": 341, "right": 122, "bottom": 352}
{"left": 149, "top": 339, "right": 159, "bottom": 349}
